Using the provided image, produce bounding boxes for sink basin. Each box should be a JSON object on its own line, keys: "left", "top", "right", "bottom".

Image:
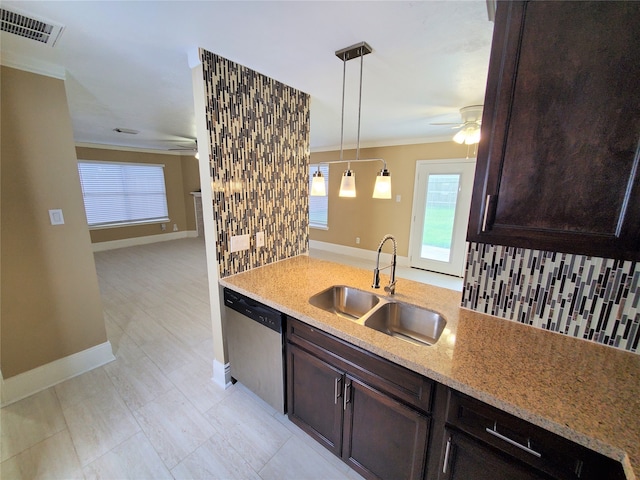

{"left": 364, "top": 302, "right": 447, "bottom": 346}
{"left": 309, "top": 285, "right": 380, "bottom": 320}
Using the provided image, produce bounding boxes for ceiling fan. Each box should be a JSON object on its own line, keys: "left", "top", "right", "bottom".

{"left": 166, "top": 138, "right": 198, "bottom": 153}
{"left": 431, "top": 105, "right": 483, "bottom": 145}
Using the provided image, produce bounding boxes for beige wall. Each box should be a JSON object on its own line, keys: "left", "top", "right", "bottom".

{"left": 75, "top": 147, "right": 200, "bottom": 243}
{"left": 310, "top": 141, "right": 471, "bottom": 256}
{"left": 1, "top": 66, "right": 107, "bottom": 378}
{"left": 181, "top": 155, "right": 201, "bottom": 232}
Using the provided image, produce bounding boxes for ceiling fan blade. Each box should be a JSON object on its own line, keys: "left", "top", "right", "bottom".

{"left": 430, "top": 122, "right": 463, "bottom": 126}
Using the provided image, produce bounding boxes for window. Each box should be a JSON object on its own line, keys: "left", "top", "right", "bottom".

{"left": 309, "top": 164, "right": 329, "bottom": 229}
{"left": 77, "top": 161, "right": 169, "bottom": 228}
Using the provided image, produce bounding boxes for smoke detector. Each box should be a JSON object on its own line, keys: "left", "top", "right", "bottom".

{"left": 1, "top": 6, "right": 65, "bottom": 47}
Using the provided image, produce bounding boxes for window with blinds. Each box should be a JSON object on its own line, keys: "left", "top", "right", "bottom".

{"left": 77, "top": 161, "right": 169, "bottom": 228}
{"left": 309, "top": 164, "right": 329, "bottom": 229}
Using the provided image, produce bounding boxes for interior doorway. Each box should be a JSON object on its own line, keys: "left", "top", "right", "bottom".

{"left": 409, "top": 159, "right": 476, "bottom": 277}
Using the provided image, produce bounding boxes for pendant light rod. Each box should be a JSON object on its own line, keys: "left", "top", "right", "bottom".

{"left": 339, "top": 56, "right": 346, "bottom": 163}
{"left": 317, "top": 158, "right": 387, "bottom": 169}
{"left": 356, "top": 46, "right": 364, "bottom": 162}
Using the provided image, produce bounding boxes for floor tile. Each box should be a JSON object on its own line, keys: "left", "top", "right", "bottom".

{"left": 203, "top": 387, "right": 291, "bottom": 471}
{"left": 54, "top": 367, "right": 115, "bottom": 410}
{"left": 274, "top": 412, "right": 351, "bottom": 474}
{"left": 259, "top": 436, "right": 351, "bottom": 480}
{"left": 171, "top": 435, "right": 260, "bottom": 480}
{"left": 0, "top": 430, "right": 83, "bottom": 480}
{"left": 1, "top": 388, "right": 66, "bottom": 462}
{"left": 83, "top": 431, "right": 172, "bottom": 479}
{"left": 166, "top": 359, "right": 234, "bottom": 413}
{"left": 62, "top": 387, "right": 140, "bottom": 466}
{"left": 133, "top": 388, "right": 216, "bottom": 470}
{"left": 104, "top": 355, "right": 173, "bottom": 410}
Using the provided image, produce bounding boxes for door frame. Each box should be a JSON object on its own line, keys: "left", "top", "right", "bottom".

{"left": 408, "top": 158, "right": 476, "bottom": 277}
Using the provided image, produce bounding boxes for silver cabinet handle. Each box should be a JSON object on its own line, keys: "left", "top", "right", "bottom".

{"left": 482, "top": 194, "right": 492, "bottom": 231}
{"left": 485, "top": 423, "right": 542, "bottom": 458}
{"left": 343, "top": 380, "right": 352, "bottom": 410}
{"left": 442, "top": 436, "right": 452, "bottom": 474}
{"left": 334, "top": 377, "right": 342, "bottom": 405}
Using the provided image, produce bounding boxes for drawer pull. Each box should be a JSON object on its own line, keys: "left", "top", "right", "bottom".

{"left": 334, "top": 377, "right": 342, "bottom": 405}
{"left": 485, "top": 423, "right": 542, "bottom": 458}
{"left": 343, "top": 380, "right": 352, "bottom": 410}
{"left": 442, "top": 436, "right": 452, "bottom": 474}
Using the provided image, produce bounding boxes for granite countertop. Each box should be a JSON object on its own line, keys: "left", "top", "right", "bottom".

{"left": 218, "top": 255, "right": 640, "bottom": 480}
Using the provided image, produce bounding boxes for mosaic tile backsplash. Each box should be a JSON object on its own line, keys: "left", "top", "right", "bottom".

{"left": 200, "top": 49, "right": 310, "bottom": 277}
{"left": 462, "top": 242, "right": 640, "bottom": 353}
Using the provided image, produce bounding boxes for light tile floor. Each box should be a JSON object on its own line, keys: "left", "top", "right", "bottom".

{"left": 1, "top": 239, "right": 364, "bottom": 480}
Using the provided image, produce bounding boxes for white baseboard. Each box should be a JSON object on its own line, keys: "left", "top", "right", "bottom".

{"left": 0, "top": 341, "right": 115, "bottom": 407}
{"left": 92, "top": 231, "right": 198, "bottom": 252}
{"left": 212, "top": 359, "right": 233, "bottom": 389}
{"left": 309, "top": 240, "right": 410, "bottom": 267}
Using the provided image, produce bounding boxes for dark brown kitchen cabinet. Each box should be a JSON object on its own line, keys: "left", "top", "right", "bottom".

{"left": 468, "top": 1, "right": 640, "bottom": 260}
{"left": 429, "top": 386, "right": 625, "bottom": 480}
{"left": 287, "top": 318, "right": 432, "bottom": 480}
{"left": 438, "top": 429, "right": 548, "bottom": 480}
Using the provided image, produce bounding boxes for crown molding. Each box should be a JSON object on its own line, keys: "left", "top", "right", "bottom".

{"left": 0, "top": 51, "right": 66, "bottom": 79}
{"left": 75, "top": 142, "right": 192, "bottom": 156}
{"left": 310, "top": 135, "right": 457, "bottom": 153}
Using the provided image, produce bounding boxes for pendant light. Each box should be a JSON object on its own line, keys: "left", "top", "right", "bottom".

{"left": 310, "top": 166, "right": 326, "bottom": 196}
{"left": 312, "top": 42, "right": 392, "bottom": 199}
{"left": 372, "top": 167, "right": 391, "bottom": 199}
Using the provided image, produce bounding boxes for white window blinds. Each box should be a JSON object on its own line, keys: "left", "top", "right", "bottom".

{"left": 77, "top": 161, "right": 169, "bottom": 228}
{"left": 309, "top": 164, "right": 329, "bottom": 229}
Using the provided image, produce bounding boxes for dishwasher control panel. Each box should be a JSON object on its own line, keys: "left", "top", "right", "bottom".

{"left": 223, "top": 288, "right": 284, "bottom": 334}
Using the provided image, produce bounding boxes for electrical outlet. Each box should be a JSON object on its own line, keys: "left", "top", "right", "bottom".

{"left": 396, "top": 195, "right": 402, "bottom": 203}
{"left": 230, "top": 234, "right": 250, "bottom": 252}
{"left": 356, "top": 237, "right": 360, "bottom": 244}
{"left": 173, "top": 224, "right": 178, "bottom": 231}
{"left": 161, "top": 223, "right": 166, "bottom": 231}
{"left": 48, "top": 209, "right": 65, "bottom": 225}
{"left": 256, "top": 231, "right": 265, "bottom": 248}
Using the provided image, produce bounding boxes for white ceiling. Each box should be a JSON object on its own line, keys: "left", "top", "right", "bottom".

{"left": 0, "top": 1, "right": 494, "bottom": 152}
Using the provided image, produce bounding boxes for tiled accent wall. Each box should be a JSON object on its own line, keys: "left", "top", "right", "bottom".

{"left": 200, "top": 49, "right": 310, "bottom": 277}
{"left": 462, "top": 243, "right": 640, "bottom": 353}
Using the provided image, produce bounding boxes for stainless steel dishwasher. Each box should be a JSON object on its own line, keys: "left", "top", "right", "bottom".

{"left": 223, "top": 288, "right": 285, "bottom": 413}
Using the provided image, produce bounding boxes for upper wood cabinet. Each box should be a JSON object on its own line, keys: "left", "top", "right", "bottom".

{"left": 468, "top": 1, "right": 640, "bottom": 260}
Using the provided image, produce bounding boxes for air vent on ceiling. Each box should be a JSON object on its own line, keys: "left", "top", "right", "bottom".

{"left": 1, "top": 6, "right": 65, "bottom": 47}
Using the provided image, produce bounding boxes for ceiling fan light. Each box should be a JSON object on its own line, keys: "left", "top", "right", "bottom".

{"left": 453, "top": 124, "right": 481, "bottom": 145}
{"left": 372, "top": 169, "right": 392, "bottom": 199}
{"left": 311, "top": 171, "right": 327, "bottom": 196}
{"left": 467, "top": 127, "right": 481, "bottom": 145}
{"left": 339, "top": 170, "right": 356, "bottom": 197}
{"left": 453, "top": 128, "right": 467, "bottom": 144}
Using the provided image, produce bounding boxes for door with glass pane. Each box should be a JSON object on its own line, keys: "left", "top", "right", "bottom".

{"left": 409, "top": 160, "right": 476, "bottom": 276}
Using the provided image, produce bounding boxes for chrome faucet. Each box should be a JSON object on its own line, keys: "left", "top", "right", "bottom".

{"left": 372, "top": 234, "right": 397, "bottom": 295}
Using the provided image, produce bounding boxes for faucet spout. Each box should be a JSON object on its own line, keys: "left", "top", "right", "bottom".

{"left": 372, "top": 234, "right": 397, "bottom": 295}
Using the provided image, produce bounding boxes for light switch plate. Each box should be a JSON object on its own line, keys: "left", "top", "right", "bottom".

{"left": 230, "top": 234, "right": 250, "bottom": 252}
{"left": 49, "top": 209, "right": 65, "bottom": 225}
{"left": 256, "top": 231, "right": 265, "bottom": 248}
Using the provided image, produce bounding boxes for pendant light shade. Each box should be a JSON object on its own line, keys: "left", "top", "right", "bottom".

{"left": 310, "top": 169, "right": 326, "bottom": 196}
{"left": 372, "top": 168, "right": 392, "bottom": 199}
{"left": 339, "top": 170, "right": 356, "bottom": 197}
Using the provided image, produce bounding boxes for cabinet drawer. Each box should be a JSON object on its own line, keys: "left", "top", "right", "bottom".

{"left": 287, "top": 317, "right": 433, "bottom": 413}
{"left": 446, "top": 390, "right": 624, "bottom": 480}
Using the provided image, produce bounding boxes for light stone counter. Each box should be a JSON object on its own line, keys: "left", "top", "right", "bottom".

{"left": 219, "top": 255, "right": 640, "bottom": 479}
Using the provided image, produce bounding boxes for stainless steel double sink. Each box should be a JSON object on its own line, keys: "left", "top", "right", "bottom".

{"left": 309, "top": 285, "right": 447, "bottom": 347}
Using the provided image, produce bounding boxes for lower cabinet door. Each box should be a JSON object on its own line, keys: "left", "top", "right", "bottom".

{"left": 439, "top": 429, "right": 549, "bottom": 480}
{"left": 343, "top": 376, "right": 430, "bottom": 480}
{"left": 287, "top": 344, "right": 344, "bottom": 456}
